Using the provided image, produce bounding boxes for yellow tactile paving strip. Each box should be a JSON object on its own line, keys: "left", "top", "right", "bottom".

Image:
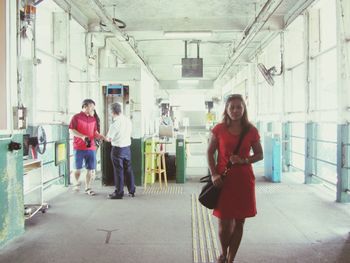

{"left": 191, "top": 194, "right": 220, "bottom": 263}
{"left": 142, "top": 185, "right": 184, "bottom": 195}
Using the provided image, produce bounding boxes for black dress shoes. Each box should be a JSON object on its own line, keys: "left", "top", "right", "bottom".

{"left": 128, "top": 192, "right": 135, "bottom": 197}
{"left": 108, "top": 192, "right": 123, "bottom": 199}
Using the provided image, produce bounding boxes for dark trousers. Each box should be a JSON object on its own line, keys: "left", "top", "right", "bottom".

{"left": 110, "top": 146, "right": 135, "bottom": 195}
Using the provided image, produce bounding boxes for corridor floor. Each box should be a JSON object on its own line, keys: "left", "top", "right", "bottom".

{"left": 0, "top": 171, "right": 350, "bottom": 263}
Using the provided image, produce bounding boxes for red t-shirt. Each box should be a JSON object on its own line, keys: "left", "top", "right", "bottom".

{"left": 211, "top": 123, "right": 260, "bottom": 219}
{"left": 69, "top": 112, "right": 97, "bottom": 150}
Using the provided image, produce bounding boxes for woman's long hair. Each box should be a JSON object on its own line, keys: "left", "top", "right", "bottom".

{"left": 94, "top": 110, "right": 101, "bottom": 148}
{"left": 222, "top": 94, "right": 252, "bottom": 130}
{"left": 94, "top": 110, "right": 101, "bottom": 133}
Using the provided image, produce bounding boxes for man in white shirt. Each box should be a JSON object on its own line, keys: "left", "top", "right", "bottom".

{"left": 106, "top": 103, "right": 135, "bottom": 199}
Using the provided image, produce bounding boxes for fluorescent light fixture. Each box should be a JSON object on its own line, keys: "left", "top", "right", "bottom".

{"left": 164, "top": 31, "right": 212, "bottom": 39}
{"left": 177, "top": 79, "right": 199, "bottom": 84}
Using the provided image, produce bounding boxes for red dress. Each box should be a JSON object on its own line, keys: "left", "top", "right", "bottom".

{"left": 212, "top": 123, "right": 260, "bottom": 220}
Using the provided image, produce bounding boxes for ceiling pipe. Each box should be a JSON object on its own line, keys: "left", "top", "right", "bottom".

{"left": 216, "top": 0, "right": 284, "bottom": 81}
{"left": 53, "top": 0, "right": 89, "bottom": 29}
{"left": 88, "top": 0, "right": 158, "bottom": 82}
{"left": 284, "top": 0, "right": 316, "bottom": 28}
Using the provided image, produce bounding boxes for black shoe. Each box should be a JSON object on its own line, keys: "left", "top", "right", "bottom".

{"left": 128, "top": 192, "right": 135, "bottom": 197}
{"left": 108, "top": 192, "right": 123, "bottom": 199}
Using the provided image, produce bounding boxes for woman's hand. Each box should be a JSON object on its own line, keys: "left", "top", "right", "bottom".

{"left": 229, "top": 155, "right": 242, "bottom": 164}
{"left": 211, "top": 173, "right": 223, "bottom": 188}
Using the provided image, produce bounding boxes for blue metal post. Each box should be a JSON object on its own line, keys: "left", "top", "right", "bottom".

{"left": 267, "top": 122, "right": 273, "bottom": 133}
{"left": 305, "top": 122, "right": 317, "bottom": 184}
{"left": 264, "top": 134, "right": 282, "bottom": 182}
{"left": 282, "top": 122, "right": 291, "bottom": 172}
{"left": 336, "top": 124, "right": 350, "bottom": 203}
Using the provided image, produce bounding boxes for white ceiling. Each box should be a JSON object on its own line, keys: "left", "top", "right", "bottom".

{"left": 55, "top": 0, "right": 315, "bottom": 83}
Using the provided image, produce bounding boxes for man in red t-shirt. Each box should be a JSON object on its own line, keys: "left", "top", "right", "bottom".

{"left": 69, "top": 99, "right": 104, "bottom": 196}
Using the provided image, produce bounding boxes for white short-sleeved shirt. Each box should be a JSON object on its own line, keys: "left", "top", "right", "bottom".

{"left": 107, "top": 114, "right": 132, "bottom": 147}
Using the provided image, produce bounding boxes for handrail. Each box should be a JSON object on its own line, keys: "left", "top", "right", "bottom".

{"left": 289, "top": 164, "right": 304, "bottom": 172}
{"left": 290, "top": 135, "right": 305, "bottom": 139}
{"left": 310, "top": 173, "right": 336, "bottom": 186}
{"left": 308, "top": 157, "right": 336, "bottom": 167}
{"left": 290, "top": 150, "right": 305, "bottom": 156}
{"left": 310, "top": 138, "right": 337, "bottom": 144}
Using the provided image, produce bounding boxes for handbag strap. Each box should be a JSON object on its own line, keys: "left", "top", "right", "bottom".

{"left": 222, "top": 126, "right": 250, "bottom": 176}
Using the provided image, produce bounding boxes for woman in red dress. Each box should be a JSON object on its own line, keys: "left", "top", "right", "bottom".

{"left": 207, "top": 94, "right": 263, "bottom": 263}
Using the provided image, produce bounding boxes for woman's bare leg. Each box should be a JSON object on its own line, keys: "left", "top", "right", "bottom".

{"left": 217, "top": 218, "right": 234, "bottom": 262}
{"left": 227, "top": 219, "right": 245, "bottom": 262}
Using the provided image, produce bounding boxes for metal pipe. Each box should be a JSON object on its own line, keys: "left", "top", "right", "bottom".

{"left": 310, "top": 45, "right": 336, "bottom": 60}
{"left": 284, "top": 0, "right": 316, "bottom": 28}
{"left": 97, "top": 35, "right": 116, "bottom": 78}
{"left": 17, "top": 0, "right": 23, "bottom": 107}
{"left": 289, "top": 135, "right": 305, "bottom": 139}
{"left": 288, "top": 164, "right": 304, "bottom": 172}
{"left": 184, "top": 41, "right": 187, "bottom": 58}
{"left": 28, "top": 0, "right": 39, "bottom": 66}
{"left": 88, "top": 0, "right": 158, "bottom": 82}
{"left": 273, "top": 32, "right": 284, "bottom": 76}
{"left": 289, "top": 150, "right": 305, "bottom": 156}
{"left": 305, "top": 11, "right": 311, "bottom": 115}
{"left": 286, "top": 61, "right": 304, "bottom": 71}
{"left": 53, "top": 0, "right": 89, "bottom": 29}
{"left": 37, "top": 48, "right": 65, "bottom": 62}
{"left": 310, "top": 173, "right": 337, "bottom": 186}
{"left": 34, "top": 0, "right": 45, "bottom": 6}
{"left": 69, "top": 80, "right": 99, "bottom": 83}
{"left": 216, "top": 0, "right": 284, "bottom": 81}
{"left": 308, "top": 157, "right": 337, "bottom": 167}
{"left": 309, "top": 138, "right": 337, "bottom": 144}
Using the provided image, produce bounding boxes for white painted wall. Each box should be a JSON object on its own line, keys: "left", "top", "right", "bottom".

{"left": 140, "top": 67, "right": 157, "bottom": 136}
{"left": 0, "top": 0, "right": 7, "bottom": 130}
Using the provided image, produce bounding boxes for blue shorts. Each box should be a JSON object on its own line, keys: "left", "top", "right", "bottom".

{"left": 74, "top": 150, "right": 96, "bottom": 170}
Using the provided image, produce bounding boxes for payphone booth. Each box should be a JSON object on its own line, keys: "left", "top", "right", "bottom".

{"left": 101, "top": 84, "right": 129, "bottom": 186}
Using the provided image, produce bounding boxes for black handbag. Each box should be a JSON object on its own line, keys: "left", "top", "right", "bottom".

{"left": 198, "top": 127, "right": 248, "bottom": 209}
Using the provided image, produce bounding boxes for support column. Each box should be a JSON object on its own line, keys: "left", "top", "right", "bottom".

{"left": 0, "top": 135, "right": 25, "bottom": 247}
{"left": 304, "top": 122, "right": 317, "bottom": 184}
{"left": 336, "top": 125, "right": 350, "bottom": 203}
{"left": 267, "top": 122, "right": 273, "bottom": 133}
{"left": 131, "top": 137, "right": 144, "bottom": 186}
{"left": 282, "top": 122, "right": 291, "bottom": 172}
{"left": 336, "top": 0, "right": 350, "bottom": 202}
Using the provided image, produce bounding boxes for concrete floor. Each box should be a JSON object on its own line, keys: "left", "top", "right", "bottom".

{"left": 0, "top": 171, "right": 350, "bottom": 263}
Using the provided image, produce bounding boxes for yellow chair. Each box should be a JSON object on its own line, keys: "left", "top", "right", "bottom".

{"left": 144, "top": 152, "right": 168, "bottom": 189}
